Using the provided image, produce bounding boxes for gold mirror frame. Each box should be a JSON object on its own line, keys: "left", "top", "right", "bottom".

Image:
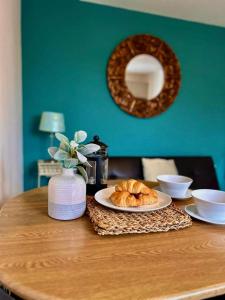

{"left": 107, "top": 34, "right": 181, "bottom": 118}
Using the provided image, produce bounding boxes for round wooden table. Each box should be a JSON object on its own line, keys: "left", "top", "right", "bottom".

{"left": 0, "top": 187, "right": 225, "bottom": 300}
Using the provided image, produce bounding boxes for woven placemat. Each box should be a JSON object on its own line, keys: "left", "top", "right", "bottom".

{"left": 87, "top": 196, "right": 192, "bottom": 235}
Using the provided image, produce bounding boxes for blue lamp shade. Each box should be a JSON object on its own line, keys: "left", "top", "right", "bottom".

{"left": 39, "top": 112, "right": 65, "bottom": 133}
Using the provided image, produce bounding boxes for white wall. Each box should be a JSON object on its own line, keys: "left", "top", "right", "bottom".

{"left": 82, "top": 0, "right": 225, "bottom": 27}
{"left": 0, "top": 0, "right": 23, "bottom": 205}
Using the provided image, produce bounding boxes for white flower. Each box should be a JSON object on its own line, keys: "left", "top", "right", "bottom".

{"left": 70, "top": 140, "right": 78, "bottom": 148}
{"left": 48, "top": 130, "right": 100, "bottom": 182}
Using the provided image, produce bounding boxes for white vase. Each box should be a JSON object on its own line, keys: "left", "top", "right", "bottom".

{"left": 48, "top": 168, "right": 86, "bottom": 220}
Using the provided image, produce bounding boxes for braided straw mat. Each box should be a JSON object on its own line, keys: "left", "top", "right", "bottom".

{"left": 86, "top": 197, "right": 192, "bottom": 235}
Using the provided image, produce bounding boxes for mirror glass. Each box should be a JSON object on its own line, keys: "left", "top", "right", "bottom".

{"left": 125, "top": 54, "right": 165, "bottom": 100}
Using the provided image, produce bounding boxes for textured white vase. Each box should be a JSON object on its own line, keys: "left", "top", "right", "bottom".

{"left": 48, "top": 168, "right": 86, "bottom": 220}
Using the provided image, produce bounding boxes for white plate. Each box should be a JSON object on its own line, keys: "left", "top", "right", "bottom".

{"left": 154, "top": 186, "right": 192, "bottom": 199}
{"left": 185, "top": 204, "right": 225, "bottom": 225}
{"left": 94, "top": 187, "right": 172, "bottom": 212}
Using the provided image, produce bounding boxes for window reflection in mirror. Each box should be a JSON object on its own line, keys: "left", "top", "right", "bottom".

{"left": 125, "top": 54, "right": 165, "bottom": 100}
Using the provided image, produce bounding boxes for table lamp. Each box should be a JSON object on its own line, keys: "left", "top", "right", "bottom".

{"left": 39, "top": 111, "right": 65, "bottom": 147}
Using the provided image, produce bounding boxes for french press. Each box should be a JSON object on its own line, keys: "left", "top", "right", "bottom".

{"left": 86, "top": 135, "right": 108, "bottom": 195}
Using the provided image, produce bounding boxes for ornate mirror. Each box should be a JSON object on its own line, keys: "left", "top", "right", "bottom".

{"left": 107, "top": 34, "right": 181, "bottom": 118}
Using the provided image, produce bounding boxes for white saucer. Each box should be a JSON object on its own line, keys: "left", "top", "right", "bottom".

{"left": 94, "top": 187, "right": 172, "bottom": 212}
{"left": 185, "top": 204, "right": 225, "bottom": 225}
{"left": 154, "top": 186, "right": 192, "bottom": 199}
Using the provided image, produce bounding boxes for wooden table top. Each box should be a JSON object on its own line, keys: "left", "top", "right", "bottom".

{"left": 0, "top": 187, "right": 225, "bottom": 300}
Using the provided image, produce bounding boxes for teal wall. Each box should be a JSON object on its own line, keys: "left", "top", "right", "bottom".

{"left": 22, "top": 0, "right": 225, "bottom": 190}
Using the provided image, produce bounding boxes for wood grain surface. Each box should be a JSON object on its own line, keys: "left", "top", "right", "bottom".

{"left": 0, "top": 187, "right": 225, "bottom": 300}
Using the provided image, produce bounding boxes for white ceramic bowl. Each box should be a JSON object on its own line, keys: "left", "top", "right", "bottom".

{"left": 192, "top": 189, "right": 225, "bottom": 221}
{"left": 157, "top": 175, "right": 193, "bottom": 198}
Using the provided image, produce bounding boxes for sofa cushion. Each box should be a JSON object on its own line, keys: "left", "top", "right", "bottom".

{"left": 142, "top": 158, "right": 178, "bottom": 181}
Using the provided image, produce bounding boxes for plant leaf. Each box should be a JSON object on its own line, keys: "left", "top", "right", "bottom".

{"left": 74, "top": 130, "right": 87, "bottom": 143}
{"left": 54, "top": 149, "right": 69, "bottom": 161}
{"left": 83, "top": 161, "right": 92, "bottom": 167}
{"left": 77, "top": 166, "right": 88, "bottom": 183}
{"left": 64, "top": 158, "right": 78, "bottom": 168}
{"left": 76, "top": 150, "right": 87, "bottom": 163}
{"left": 78, "top": 143, "right": 100, "bottom": 155}
{"left": 55, "top": 133, "right": 69, "bottom": 144}
{"left": 48, "top": 147, "right": 58, "bottom": 158}
{"left": 59, "top": 141, "right": 70, "bottom": 152}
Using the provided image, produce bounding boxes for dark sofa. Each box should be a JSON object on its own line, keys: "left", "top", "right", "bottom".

{"left": 108, "top": 156, "right": 219, "bottom": 190}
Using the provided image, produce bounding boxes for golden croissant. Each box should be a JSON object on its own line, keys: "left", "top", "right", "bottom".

{"left": 115, "top": 179, "right": 152, "bottom": 195}
{"left": 110, "top": 191, "right": 141, "bottom": 207}
{"left": 110, "top": 179, "right": 158, "bottom": 207}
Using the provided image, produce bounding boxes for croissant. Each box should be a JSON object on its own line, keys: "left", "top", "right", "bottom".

{"left": 110, "top": 191, "right": 142, "bottom": 207}
{"left": 115, "top": 179, "right": 151, "bottom": 195}
{"left": 110, "top": 190, "right": 158, "bottom": 207}
{"left": 110, "top": 178, "right": 159, "bottom": 207}
{"left": 137, "top": 192, "right": 158, "bottom": 205}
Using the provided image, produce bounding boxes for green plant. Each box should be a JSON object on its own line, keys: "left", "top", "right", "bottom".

{"left": 48, "top": 130, "right": 100, "bottom": 182}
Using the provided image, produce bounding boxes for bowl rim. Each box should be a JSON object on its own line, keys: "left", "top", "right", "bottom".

{"left": 157, "top": 174, "right": 193, "bottom": 185}
{"left": 192, "top": 189, "right": 225, "bottom": 206}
